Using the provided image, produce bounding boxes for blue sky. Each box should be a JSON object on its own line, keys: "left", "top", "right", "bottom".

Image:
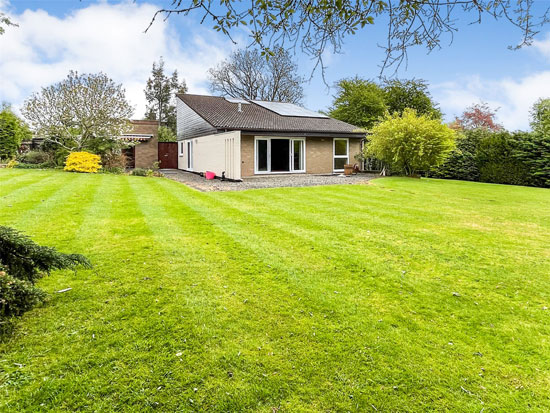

{"left": 2, "top": 0, "right": 550, "bottom": 130}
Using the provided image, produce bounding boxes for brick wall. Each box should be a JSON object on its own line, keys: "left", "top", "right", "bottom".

{"left": 241, "top": 135, "right": 362, "bottom": 176}
{"left": 241, "top": 135, "right": 255, "bottom": 177}
{"left": 130, "top": 120, "right": 159, "bottom": 169}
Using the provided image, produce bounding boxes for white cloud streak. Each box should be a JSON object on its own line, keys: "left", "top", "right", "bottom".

{"left": 432, "top": 71, "right": 550, "bottom": 131}
{"left": 0, "top": 1, "right": 232, "bottom": 118}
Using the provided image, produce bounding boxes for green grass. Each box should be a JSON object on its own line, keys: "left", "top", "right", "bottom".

{"left": 1, "top": 169, "right": 549, "bottom": 412}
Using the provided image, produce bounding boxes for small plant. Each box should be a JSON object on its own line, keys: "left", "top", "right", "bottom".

{"left": 131, "top": 168, "right": 148, "bottom": 176}
{"left": 64, "top": 151, "right": 101, "bottom": 173}
{"left": 6, "top": 159, "right": 17, "bottom": 168}
{"left": 0, "top": 226, "right": 90, "bottom": 333}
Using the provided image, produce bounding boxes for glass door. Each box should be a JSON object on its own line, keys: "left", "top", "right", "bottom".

{"left": 186, "top": 141, "right": 193, "bottom": 170}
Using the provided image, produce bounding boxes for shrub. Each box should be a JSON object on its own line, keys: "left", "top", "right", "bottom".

{"left": 476, "top": 132, "right": 532, "bottom": 186}
{"left": 0, "top": 270, "right": 46, "bottom": 319}
{"left": 64, "top": 151, "right": 101, "bottom": 173}
{"left": 102, "top": 151, "right": 127, "bottom": 170}
{"left": 14, "top": 162, "right": 53, "bottom": 169}
{"left": 18, "top": 150, "right": 52, "bottom": 165}
{"left": 513, "top": 132, "right": 550, "bottom": 188}
{"left": 365, "top": 109, "right": 456, "bottom": 176}
{"left": 131, "top": 168, "right": 148, "bottom": 176}
{"left": 0, "top": 226, "right": 90, "bottom": 332}
{"left": 430, "top": 129, "right": 486, "bottom": 181}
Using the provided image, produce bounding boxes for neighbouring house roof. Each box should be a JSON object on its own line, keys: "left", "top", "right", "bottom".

{"left": 119, "top": 134, "right": 153, "bottom": 142}
{"left": 119, "top": 120, "right": 160, "bottom": 141}
{"left": 177, "top": 94, "right": 365, "bottom": 137}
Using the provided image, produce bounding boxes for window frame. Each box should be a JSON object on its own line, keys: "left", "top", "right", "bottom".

{"left": 333, "top": 138, "right": 349, "bottom": 172}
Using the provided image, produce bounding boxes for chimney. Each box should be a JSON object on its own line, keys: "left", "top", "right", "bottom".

{"left": 238, "top": 102, "right": 242, "bottom": 112}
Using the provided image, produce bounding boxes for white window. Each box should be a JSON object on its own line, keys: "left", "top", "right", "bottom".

{"left": 333, "top": 138, "right": 349, "bottom": 172}
{"left": 186, "top": 141, "right": 193, "bottom": 170}
{"left": 178, "top": 141, "right": 184, "bottom": 157}
{"left": 254, "top": 137, "right": 305, "bottom": 174}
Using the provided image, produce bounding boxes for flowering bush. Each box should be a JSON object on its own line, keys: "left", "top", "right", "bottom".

{"left": 64, "top": 151, "right": 101, "bottom": 173}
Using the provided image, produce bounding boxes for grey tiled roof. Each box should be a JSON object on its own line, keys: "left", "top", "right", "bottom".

{"left": 177, "top": 94, "right": 364, "bottom": 136}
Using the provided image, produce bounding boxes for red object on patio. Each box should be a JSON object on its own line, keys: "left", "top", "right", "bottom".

{"left": 205, "top": 171, "right": 216, "bottom": 180}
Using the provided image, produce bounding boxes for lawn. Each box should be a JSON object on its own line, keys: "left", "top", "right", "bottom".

{"left": 1, "top": 169, "right": 549, "bottom": 411}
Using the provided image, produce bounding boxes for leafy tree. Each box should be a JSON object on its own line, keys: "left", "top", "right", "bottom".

{"left": 328, "top": 78, "right": 386, "bottom": 129}
{"left": 366, "top": 109, "right": 455, "bottom": 176}
{"left": 454, "top": 102, "right": 503, "bottom": 131}
{"left": 0, "top": 105, "right": 31, "bottom": 160}
{"left": 382, "top": 79, "right": 441, "bottom": 119}
{"left": 329, "top": 77, "right": 440, "bottom": 128}
{"left": 208, "top": 47, "right": 304, "bottom": 103}
{"left": 149, "top": 1, "right": 548, "bottom": 72}
{"left": 22, "top": 71, "right": 134, "bottom": 153}
{"left": 0, "top": 226, "right": 90, "bottom": 330}
{"left": 530, "top": 98, "right": 550, "bottom": 133}
{"left": 157, "top": 126, "right": 177, "bottom": 142}
{"left": 144, "top": 57, "right": 187, "bottom": 133}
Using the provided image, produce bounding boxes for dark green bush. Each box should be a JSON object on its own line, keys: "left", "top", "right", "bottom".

{"left": 0, "top": 226, "right": 90, "bottom": 332}
{"left": 18, "top": 150, "right": 52, "bottom": 165}
{"left": 476, "top": 132, "right": 532, "bottom": 186}
{"left": 513, "top": 132, "right": 550, "bottom": 188}
{"left": 430, "top": 130, "right": 485, "bottom": 181}
{"left": 0, "top": 270, "right": 46, "bottom": 318}
{"left": 431, "top": 129, "right": 542, "bottom": 187}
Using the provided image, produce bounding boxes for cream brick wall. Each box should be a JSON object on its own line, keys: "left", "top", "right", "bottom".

{"left": 240, "top": 135, "right": 363, "bottom": 176}
{"left": 241, "top": 135, "right": 255, "bottom": 177}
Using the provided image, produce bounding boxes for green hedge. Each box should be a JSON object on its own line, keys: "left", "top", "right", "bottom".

{"left": 431, "top": 129, "right": 549, "bottom": 188}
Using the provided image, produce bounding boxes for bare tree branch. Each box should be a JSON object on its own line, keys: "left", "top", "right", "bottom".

{"left": 147, "top": 0, "right": 550, "bottom": 76}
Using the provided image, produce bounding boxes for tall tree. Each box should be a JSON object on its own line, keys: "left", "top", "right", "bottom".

{"left": 208, "top": 47, "right": 304, "bottom": 103}
{"left": 144, "top": 57, "right": 187, "bottom": 133}
{"left": 149, "top": 1, "right": 548, "bottom": 72}
{"left": 22, "top": 71, "right": 134, "bottom": 152}
{"left": 454, "top": 102, "right": 503, "bottom": 131}
{"left": 0, "top": 105, "right": 31, "bottom": 160}
{"left": 328, "top": 78, "right": 386, "bottom": 129}
{"left": 328, "top": 77, "right": 440, "bottom": 128}
{"left": 382, "top": 79, "right": 441, "bottom": 119}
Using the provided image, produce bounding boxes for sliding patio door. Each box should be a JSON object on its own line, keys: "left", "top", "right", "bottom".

{"left": 255, "top": 137, "right": 305, "bottom": 174}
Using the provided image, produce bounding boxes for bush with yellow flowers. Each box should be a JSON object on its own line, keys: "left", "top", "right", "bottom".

{"left": 64, "top": 151, "right": 101, "bottom": 173}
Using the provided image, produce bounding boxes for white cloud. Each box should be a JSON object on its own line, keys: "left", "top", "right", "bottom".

{"left": 0, "top": 1, "right": 233, "bottom": 118}
{"left": 432, "top": 71, "right": 550, "bottom": 131}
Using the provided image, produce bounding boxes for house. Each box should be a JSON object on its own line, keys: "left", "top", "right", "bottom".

{"left": 176, "top": 94, "right": 365, "bottom": 180}
{"left": 120, "top": 120, "right": 160, "bottom": 168}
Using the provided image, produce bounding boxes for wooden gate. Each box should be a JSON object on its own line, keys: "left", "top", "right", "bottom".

{"left": 158, "top": 142, "right": 178, "bottom": 169}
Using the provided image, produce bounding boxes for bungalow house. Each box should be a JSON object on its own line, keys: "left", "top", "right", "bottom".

{"left": 176, "top": 94, "right": 365, "bottom": 180}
